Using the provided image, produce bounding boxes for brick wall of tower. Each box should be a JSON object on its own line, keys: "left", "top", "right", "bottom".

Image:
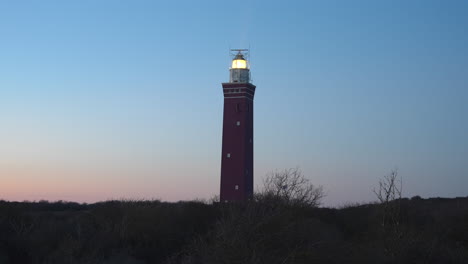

{"left": 220, "top": 83, "right": 255, "bottom": 202}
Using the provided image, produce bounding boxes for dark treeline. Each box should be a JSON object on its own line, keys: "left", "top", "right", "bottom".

{"left": 0, "top": 196, "right": 468, "bottom": 264}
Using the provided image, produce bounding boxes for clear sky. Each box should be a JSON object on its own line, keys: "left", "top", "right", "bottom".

{"left": 1, "top": 0, "right": 467, "bottom": 206}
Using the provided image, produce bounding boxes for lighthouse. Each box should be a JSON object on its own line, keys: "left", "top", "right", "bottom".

{"left": 220, "top": 49, "right": 256, "bottom": 202}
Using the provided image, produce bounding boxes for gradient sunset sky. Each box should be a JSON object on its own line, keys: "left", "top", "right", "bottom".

{"left": 1, "top": 0, "right": 467, "bottom": 206}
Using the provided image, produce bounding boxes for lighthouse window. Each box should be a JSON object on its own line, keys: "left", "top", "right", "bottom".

{"left": 235, "top": 185, "right": 239, "bottom": 190}
{"left": 236, "top": 103, "right": 241, "bottom": 112}
{"left": 236, "top": 121, "right": 240, "bottom": 126}
{"left": 227, "top": 153, "right": 231, "bottom": 158}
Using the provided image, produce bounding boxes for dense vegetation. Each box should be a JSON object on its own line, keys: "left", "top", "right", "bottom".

{"left": 0, "top": 196, "right": 467, "bottom": 264}
{"left": 0, "top": 168, "right": 465, "bottom": 263}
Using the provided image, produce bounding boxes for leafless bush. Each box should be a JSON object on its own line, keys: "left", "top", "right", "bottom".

{"left": 260, "top": 168, "right": 324, "bottom": 208}
{"left": 9, "top": 216, "right": 36, "bottom": 236}
{"left": 374, "top": 169, "right": 402, "bottom": 205}
{"left": 373, "top": 169, "right": 402, "bottom": 227}
{"left": 374, "top": 169, "right": 405, "bottom": 258}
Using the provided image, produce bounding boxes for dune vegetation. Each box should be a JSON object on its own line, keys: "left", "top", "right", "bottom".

{"left": 1, "top": 170, "right": 467, "bottom": 264}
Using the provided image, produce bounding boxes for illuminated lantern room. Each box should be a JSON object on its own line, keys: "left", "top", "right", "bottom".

{"left": 230, "top": 50, "right": 250, "bottom": 83}
{"left": 231, "top": 53, "right": 248, "bottom": 69}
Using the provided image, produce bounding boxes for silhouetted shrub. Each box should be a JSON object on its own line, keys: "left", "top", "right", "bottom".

{"left": 1, "top": 197, "right": 468, "bottom": 264}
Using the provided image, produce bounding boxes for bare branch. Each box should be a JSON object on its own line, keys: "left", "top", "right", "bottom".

{"left": 261, "top": 168, "right": 324, "bottom": 208}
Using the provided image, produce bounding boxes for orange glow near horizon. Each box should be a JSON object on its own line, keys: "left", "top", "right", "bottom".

{"left": 0, "top": 162, "right": 219, "bottom": 203}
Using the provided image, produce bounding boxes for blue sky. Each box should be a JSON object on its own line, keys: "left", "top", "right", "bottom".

{"left": 0, "top": 0, "right": 467, "bottom": 205}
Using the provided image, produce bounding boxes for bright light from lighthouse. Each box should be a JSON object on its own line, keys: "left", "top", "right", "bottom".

{"left": 232, "top": 59, "right": 247, "bottom": 69}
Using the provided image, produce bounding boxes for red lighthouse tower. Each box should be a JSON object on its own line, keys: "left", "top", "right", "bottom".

{"left": 220, "top": 49, "right": 256, "bottom": 202}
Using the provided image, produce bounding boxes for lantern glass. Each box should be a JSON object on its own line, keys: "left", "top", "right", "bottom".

{"left": 231, "top": 59, "right": 247, "bottom": 69}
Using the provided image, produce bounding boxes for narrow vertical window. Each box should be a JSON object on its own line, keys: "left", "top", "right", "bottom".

{"left": 227, "top": 153, "right": 231, "bottom": 158}
{"left": 235, "top": 185, "right": 239, "bottom": 190}
{"left": 236, "top": 121, "right": 240, "bottom": 126}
